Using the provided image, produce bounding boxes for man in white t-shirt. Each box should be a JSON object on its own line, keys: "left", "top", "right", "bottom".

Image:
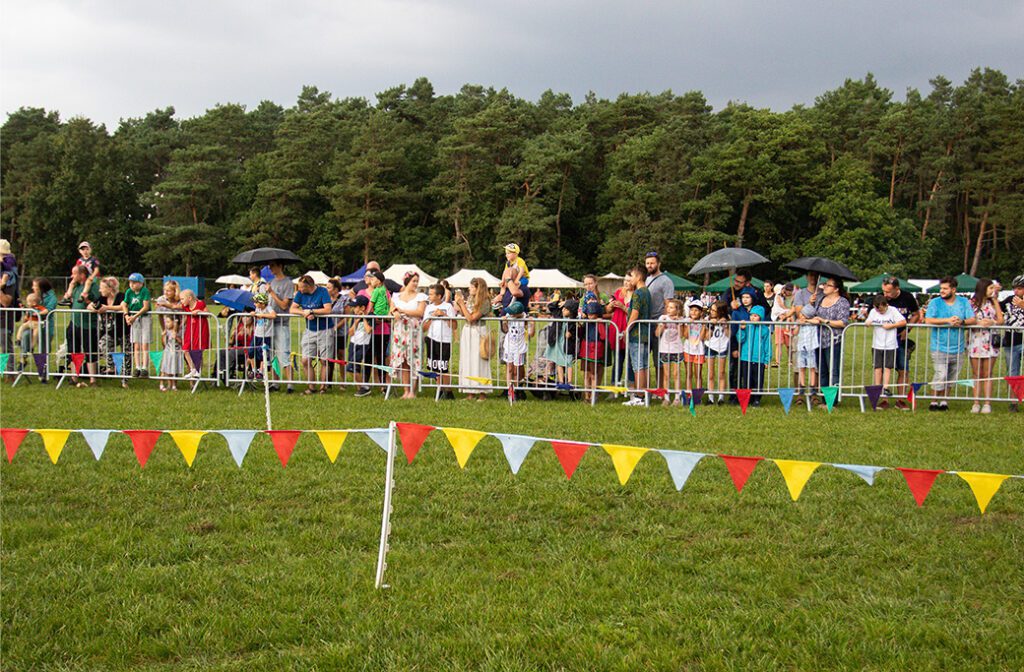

{"left": 864, "top": 294, "right": 907, "bottom": 406}
{"left": 423, "top": 283, "right": 457, "bottom": 398}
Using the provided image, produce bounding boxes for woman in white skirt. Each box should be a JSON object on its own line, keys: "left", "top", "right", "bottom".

{"left": 455, "top": 277, "right": 492, "bottom": 400}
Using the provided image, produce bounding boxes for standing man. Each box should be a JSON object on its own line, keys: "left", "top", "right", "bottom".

{"left": 881, "top": 277, "right": 921, "bottom": 410}
{"left": 290, "top": 275, "right": 333, "bottom": 394}
{"left": 645, "top": 252, "right": 675, "bottom": 384}
{"left": 923, "top": 276, "right": 976, "bottom": 411}
{"left": 267, "top": 261, "right": 295, "bottom": 393}
{"left": 623, "top": 266, "right": 651, "bottom": 406}
{"left": 1001, "top": 274, "right": 1024, "bottom": 412}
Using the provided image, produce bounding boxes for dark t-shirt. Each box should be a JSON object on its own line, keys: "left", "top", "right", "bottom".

{"left": 885, "top": 290, "right": 919, "bottom": 338}
{"left": 719, "top": 286, "right": 771, "bottom": 317}
{"left": 352, "top": 278, "right": 402, "bottom": 294}
{"left": 628, "top": 287, "right": 652, "bottom": 343}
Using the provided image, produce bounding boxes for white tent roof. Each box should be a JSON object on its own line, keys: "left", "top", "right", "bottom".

{"left": 600, "top": 272, "right": 624, "bottom": 280}
{"left": 909, "top": 279, "right": 938, "bottom": 292}
{"left": 215, "top": 274, "right": 251, "bottom": 286}
{"left": 384, "top": 264, "right": 438, "bottom": 286}
{"left": 292, "top": 270, "right": 332, "bottom": 286}
{"left": 445, "top": 268, "right": 502, "bottom": 288}
{"left": 530, "top": 268, "right": 583, "bottom": 289}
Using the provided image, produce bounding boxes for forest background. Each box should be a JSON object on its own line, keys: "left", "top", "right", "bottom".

{"left": 2, "top": 68, "right": 1021, "bottom": 283}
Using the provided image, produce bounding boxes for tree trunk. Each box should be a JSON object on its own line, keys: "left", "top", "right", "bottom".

{"left": 736, "top": 191, "right": 752, "bottom": 248}
{"left": 888, "top": 140, "right": 902, "bottom": 207}
{"left": 969, "top": 194, "right": 992, "bottom": 276}
{"left": 555, "top": 167, "right": 570, "bottom": 263}
{"left": 362, "top": 194, "right": 371, "bottom": 264}
{"left": 961, "top": 192, "right": 971, "bottom": 274}
{"left": 920, "top": 141, "right": 953, "bottom": 240}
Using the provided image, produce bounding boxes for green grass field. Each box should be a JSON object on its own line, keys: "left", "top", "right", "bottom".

{"left": 2, "top": 383, "right": 1022, "bottom": 671}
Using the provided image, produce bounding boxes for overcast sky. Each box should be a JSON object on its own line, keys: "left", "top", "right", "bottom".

{"left": 2, "top": 0, "right": 1021, "bottom": 127}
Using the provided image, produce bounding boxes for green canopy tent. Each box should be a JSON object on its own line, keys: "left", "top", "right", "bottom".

{"left": 663, "top": 271, "right": 701, "bottom": 292}
{"left": 705, "top": 275, "right": 766, "bottom": 293}
{"left": 926, "top": 273, "right": 978, "bottom": 294}
{"left": 850, "top": 273, "right": 912, "bottom": 294}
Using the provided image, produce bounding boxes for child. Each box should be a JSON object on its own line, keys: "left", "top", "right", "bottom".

{"left": 737, "top": 305, "right": 772, "bottom": 406}
{"left": 159, "top": 315, "right": 181, "bottom": 391}
{"left": 577, "top": 301, "right": 607, "bottom": 399}
{"left": 16, "top": 293, "right": 40, "bottom": 369}
{"left": 249, "top": 293, "right": 276, "bottom": 380}
{"left": 544, "top": 299, "right": 577, "bottom": 388}
{"left": 864, "top": 294, "right": 907, "bottom": 408}
{"left": 655, "top": 299, "right": 685, "bottom": 406}
{"left": 0, "top": 239, "right": 18, "bottom": 299}
{"left": 121, "top": 273, "right": 151, "bottom": 378}
{"left": 682, "top": 299, "right": 708, "bottom": 396}
{"left": 496, "top": 243, "right": 530, "bottom": 313}
{"left": 423, "top": 284, "right": 457, "bottom": 399}
{"left": 794, "top": 304, "right": 820, "bottom": 396}
{"left": 346, "top": 295, "right": 373, "bottom": 397}
{"left": 366, "top": 270, "right": 391, "bottom": 382}
{"left": 501, "top": 300, "right": 533, "bottom": 397}
{"left": 704, "top": 301, "right": 730, "bottom": 404}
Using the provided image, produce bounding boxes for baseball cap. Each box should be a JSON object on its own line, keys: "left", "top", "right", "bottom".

{"left": 252, "top": 292, "right": 269, "bottom": 305}
{"left": 128, "top": 272, "right": 144, "bottom": 283}
{"left": 352, "top": 295, "right": 370, "bottom": 308}
{"left": 685, "top": 299, "right": 703, "bottom": 310}
{"left": 506, "top": 300, "right": 525, "bottom": 315}
{"left": 1012, "top": 274, "right": 1024, "bottom": 288}
{"left": 645, "top": 251, "right": 660, "bottom": 259}
{"left": 78, "top": 241, "right": 91, "bottom": 250}
{"left": 503, "top": 243, "right": 520, "bottom": 254}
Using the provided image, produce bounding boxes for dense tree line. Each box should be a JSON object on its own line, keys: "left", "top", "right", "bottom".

{"left": 2, "top": 69, "right": 1022, "bottom": 283}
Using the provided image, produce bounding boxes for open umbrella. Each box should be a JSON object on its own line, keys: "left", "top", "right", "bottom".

{"left": 215, "top": 274, "right": 251, "bottom": 286}
{"left": 210, "top": 289, "right": 255, "bottom": 312}
{"left": 688, "top": 247, "right": 770, "bottom": 276}
{"left": 231, "top": 247, "right": 300, "bottom": 265}
{"left": 784, "top": 256, "right": 858, "bottom": 282}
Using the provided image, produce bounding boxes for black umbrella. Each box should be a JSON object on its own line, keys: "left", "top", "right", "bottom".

{"left": 231, "top": 247, "right": 301, "bottom": 265}
{"left": 688, "top": 247, "right": 770, "bottom": 275}
{"left": 784, "top": 256, "right": 859, "bottom": 282}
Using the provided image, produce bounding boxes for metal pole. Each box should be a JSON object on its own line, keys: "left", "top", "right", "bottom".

{"left": 374, "top": 421, "right": 397, "bottom": 589}
{"left": 263, "top": 344, "right": 272, "bottom": 431}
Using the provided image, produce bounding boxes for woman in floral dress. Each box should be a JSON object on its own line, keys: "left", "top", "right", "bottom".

{"left": 968, "top": 278, "right": 1004, "bottom": 414}
{"left": 390, "top": 272, "right": 427, "bottom": 399}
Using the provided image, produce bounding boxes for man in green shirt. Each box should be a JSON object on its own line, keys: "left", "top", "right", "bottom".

{"left": 624, "top": 266, "right": 651, "bottom": 405}
{"left": 67, "top": 265, "right": 100, "bottom": 384}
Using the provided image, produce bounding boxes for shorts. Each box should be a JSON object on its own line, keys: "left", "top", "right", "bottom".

{"left": 249, "top": 336, "right": 270, "bottom": 364}
{"left": 301, "top": 328, "right": 332, "bottom": 359}
{"left": 425, "top": 337, "right": 452, "bottom": 373}
{"left": 346, "top": 343, "right": 370, "bottom": 376}
{"left": 272, "top": 321, "right": 292, "bottom": 362}
{"left": 873, "top": 348, "right": 897, "bottom": 370}
{"left": 930, "top": 351, "right": 964, "bottom": 392}
{"left": 130, "top": 315, "right": 151, "bottom": 344}
{"left": 628, "top": 340, "right": 650, "bottom": 372}
{"left": 797, "top": 348, "right": 818, "bottom": 369}
{"left": 502, "top": 349, "right": 527, "bottom": 366}
{"left": 706, "top": 348, "right": 728, "bottom": 359}
{"left": 894, "top": 340, "right": 909, "bottom": 371}
{"left": 683, "top": 352, "right": 705, "bottom": 364}
{"left": 659, "top": 352, "right": 683, "bottom": 364}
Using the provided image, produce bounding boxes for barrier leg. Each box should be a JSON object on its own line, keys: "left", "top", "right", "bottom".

{"left": 375, "top": 421, "right": 397, "bottom": 589}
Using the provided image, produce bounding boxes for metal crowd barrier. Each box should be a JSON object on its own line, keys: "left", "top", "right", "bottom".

{"left": 0, "top": 306, "right": 47, "bottom": 386}
{"left": 47, "top": 308, "right": 221, "bottom": 392}
{"left": 839, "top": 322, "right": 1024, "bottom": 408}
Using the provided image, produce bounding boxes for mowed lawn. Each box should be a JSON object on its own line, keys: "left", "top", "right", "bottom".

{"left": 1, "top": 383, "right": 1022, "bottom": 671}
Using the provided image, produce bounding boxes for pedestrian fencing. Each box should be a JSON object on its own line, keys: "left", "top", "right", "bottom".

{"left": 840, "top": 323, "right": 1024, "bottom": 408}
{"left": 626, "top": 319, "right": 839, "bottom": 407}
{"left": 223, "top": 313, "right": 400, "bottom": 396}
{"left": 0, "top": 306, "right": 48, "bottom": 385}
{"left": 46, "top": 308, "right": 221, "bottom": 391}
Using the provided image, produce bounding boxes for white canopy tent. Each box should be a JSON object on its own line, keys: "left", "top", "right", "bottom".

{"left": 292, "top": 270, "right": 332, "bottom": 286}
{"left": 384, "top": 264, "right": 439, "bottom": 287}
{"left": 214, "top": 274, "right": 251, "bottom": 286}
{"left": 597, "top": 272, "right": 624, "bottom": 297}
{"left": 909, "top": 279, "right": 938, "bottom": 293}
{"left": 445, "top": 268, "right": 502, "bottom": 288}
{"left": 529, "top": 268, "right": 583, "bottom": 289}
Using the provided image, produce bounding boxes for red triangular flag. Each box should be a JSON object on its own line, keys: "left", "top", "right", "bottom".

{"left": 719, "top": 454, "right": 764, "bottom": 492}
{"left": 897, "top": 468, "right": 944, "bottom": 507}
{"left": 396, "top": 422, "right": 435, "bottom": 464}
{"left": 2, "top": 428, "right": 30, "bottom": 463}
{"left": 645, "top": 388, "right": 668, "bottom": 399}
{"left": 735, "top": 389, "right": 752, "bottom": 414}
{"left": 551, "top": 441, "right": 589, "bottom": 479}
{"left": 266, "top": 430, "right": 302, "bottom": 467}
{"left": 70, "top": 353, "right": 85, "bottom": 375}
{"left": 123, "top": 430, "right": 162, "bottom": 468}
{"left": 1006, "top": 376, "right": 1024, "bottom": 403}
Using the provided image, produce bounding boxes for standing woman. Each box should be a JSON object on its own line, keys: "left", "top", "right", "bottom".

{"left": 968, "top": 278, "right": 1003, "bottom": 414}
{"left": 456, "top": 277, "right": 491, "bottom": 400}
{"left": 389, "top": 272, "right": 427, "bottom": 399}
{"left": 806, "top": 277, "right": 850, "bottom": 402}
{"left": 326, "top": 278, "right": 349, "bottom": 386}
{"left": 91, "top": 277, "right": 126, "bottom": 379}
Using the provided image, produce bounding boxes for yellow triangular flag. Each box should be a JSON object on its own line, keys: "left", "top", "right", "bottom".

{"left": 466, "top": 376, "right": 492, "bottom": 386}
{"left": 598, "top": 385, "right": 629, "bottom": 394}
{"left": 442, "top": 428, "right": 488, "bottom": 468}
{"left": 774, "top": 460, "right": 822, "bottom": 501}
{"left": 37, "top": 429, "right": 71, "bottom": 464}
{"left": 957, "top": 472, "right": 1010, "bottom": 514}
{"left": 602, "top": 444, "right": 649, "bottom": 485}
{"left": 316, "top": 431, "right": 348, "bottom": 463}
{"left": 169, "top": 430, "right": 207, "bottom": 467}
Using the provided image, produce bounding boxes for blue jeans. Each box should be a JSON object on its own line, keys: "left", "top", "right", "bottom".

{"left": 817, "top": 341, "right": 842, "bottom": 389}
{"left": 1007, "top": 343, "right": 1023, "bottom": 378}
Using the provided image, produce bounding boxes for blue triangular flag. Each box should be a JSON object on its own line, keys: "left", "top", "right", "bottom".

{"left": 80, "top": 429, "right": 113, "bottom": 460}
{"left": 660, "top": 450, "right": 705, "bottom": 491}
{"left": 864, "top": 385, "right": 883, "bottom": 410}
{"left": 363, "top": 428, "right": 391, "bottom": 453}
{"left": 33, "top": 352, "right": 48, "bottom": 376}
{"left": 111, "top": 352, "right": 125, "bottom": 376}
{"left": 188, "top": 350, "right": 204, "bottom": 371}
{"left": 911, "top": 382, "right": 925, "bottom": 393}
{"left": 416, "top": 370, "right": 439, "bottom": 379}
{"left": 555, "top": 383, "right": 574, "bottom": 391}
{"left": 218, "top": 430, "right": 256, "bottom": 467}
{"left": 778, "top": 387, "right": 795, "bottom": 414}
{"left": 492, "top": 433, "right": 536, "bottom": 475}
{"left": 832, "top": 463, "right": 885, "bottom": 486}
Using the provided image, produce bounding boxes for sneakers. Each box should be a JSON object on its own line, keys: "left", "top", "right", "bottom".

{"left": 981, "top": 403, "right": 992, "bottom": 414}
{"left": 894, "top": 399, "right": 910, "bottom": 411}
{"left": 929, "top": 402, "right": 940, "bottom": 411}
{"left": 971, "top": 403, "right": 981, "bottom": 414}
{"left": 354, "top": 386, "right": 372, "bottom": 398}
{"left": 622, "top": 396, "right": 645, "bottom": 406}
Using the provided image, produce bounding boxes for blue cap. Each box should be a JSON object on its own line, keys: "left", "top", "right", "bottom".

{"left": 128, "top": 273, "right": 144, "bottom": 283}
